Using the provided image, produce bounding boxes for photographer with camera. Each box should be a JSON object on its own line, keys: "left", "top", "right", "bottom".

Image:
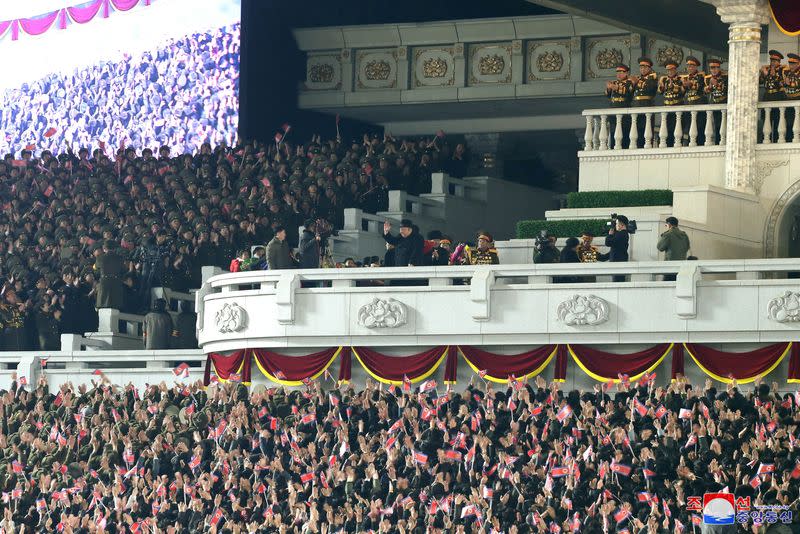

{"left": 299, "top": 219, "right": 321, "bottom": 270}
{"left": 532, "top": 230, "right": 560, "bottom": 264}
{"left": 605, "top": 214, "right": 630, "bottom": 282}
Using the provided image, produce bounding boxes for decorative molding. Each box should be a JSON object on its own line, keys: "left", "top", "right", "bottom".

{"left": 596, "top": 48, "right": 624, "bottom": 70}
{"left": 215, "top": 302, "right": 247, "bottom": 333}
{"left": 557, "top": 294, "right": 609, "bottom": 326}
{"left": 305, "top": 55, "right": 341, "bottom": 90}
{"left": 356, "top": 50, "right": 398, "bottom": 90}
{"left": 750, "top": 159, "right": 788, "bottom": 195}
{"left": 357, "top": 298, "right": 408, "bottom": 328}
{"left": 528, "top": 40, "right": 570, "bottom": 82}
{"left": 655, "top": 45, "right": 684, "bottom": 68}
{"left": 365, "top": 60, "right": 391, "bottom": 80}
{"left": 768, "top": 291, "right": 800, "bottom": 322}
{"left": 414, "top": 47, "right": 455, "bottom": 87}
{"left": 579, "top": 149, "right": 726, "bottom": 161}
{"left": 469, "top": 43, "right": 512, "bottom": 85}
{"left": 309, "top": 63, "right": 334, "bottom": 83}
{"left": 585, "top": 36, "right": 630, "bottom": 79}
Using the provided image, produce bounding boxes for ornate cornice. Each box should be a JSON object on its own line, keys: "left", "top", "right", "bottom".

{"left": 705, "top": 0, "right": 770, "bottom": 26}
{"left": 579, "top": 150, "right": 725, "bottom": 161}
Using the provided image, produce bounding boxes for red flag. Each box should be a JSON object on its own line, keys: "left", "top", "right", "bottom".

{"left": 11, "top": 159, "right": 26, "bottom": 168}
{"left": 43, "top": 127, "right": 57, "bottom": 138}
{"left": 301, "top": 413, "right": 316, "bottom": 424}
{"left": 43, "top": 185, "right": 54, "bottom": 197}
{"left": 610, "top": 463, "right": 632, "bottom": 477}
{"left": 613, "top": 509, "right": 630, "bottom": 523}
{"left": 413, "top": 451, "right": 428, "bottom": 465}
{"left": 654, "top": 405, "right": 667, "bottom": 418}
{"left": 189, "top": 455, "right": 200, "bottom": 470}
{"left": 402, "top": 375, "right": 411, "bottom": 392}
{"left": 556, "top": 404, "right": 573, "bottom": 423}
{"left": 261, "top": 177, "right": 271, "bottom": 188}
{"left": 758, "top": 463, "right": 775, "bottom": 475}
{"left": 25, "top": 143, "right": 36, "bottom": 151}
{"left": 419, "top": 379, "right": 437, "bottom": 393}
{"left": 173, "top": 363, "right": 190, "bottom": 379}
{"left": 550, "top": 466, "right": 570, "bottom": 478}
{"left": 282, "top": 123, "right": 291, "bottom": 133}
{"left": 274, "top": 133, "right": 283, "bottom": 144}
{"left": 642, "top": 467, "right": 657, "bottom": 479}
{"left": 701, "top": 403, "right": 710, "bottom": 419}
{"left": 790, "top": 461, "right": 800, "bottom": 479}
{"left": 385, "top": 436, "right": 397, "bottom": 450}
{"left": 210, "top": 507, "right": 224, "bottom": 527}
{"left": 445, "top": 450, "right": 462, "bottom": 461}
{"left": 749, "top": 474, "right": 761, "bottom": 488}
{"left": 679, "top": 408, "right": 692, "bottom": 419}
{"left": 92, "top": 369, "right": 102, "bottom": 376}
{"left": 633, "top": 398, "right": 647, "bottom": 417}
{"left": 300, "top": 472, "right": 315, "bottom": 484}
{"left": 12, "top": 460, "right": 24, "bottom": 474}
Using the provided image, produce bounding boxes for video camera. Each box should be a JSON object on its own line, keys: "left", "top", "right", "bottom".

{"left": 534, "top": 229, "right": 551, "bottom": 252}
{"left": 607, "top": 213, "right": 637, "bottom": 234}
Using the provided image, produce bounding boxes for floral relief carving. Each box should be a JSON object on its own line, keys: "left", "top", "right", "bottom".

{"left": 358, "top": 298, "right": 408, "bottom": 329}
{"left": 656, "top": 45, "right": 684, "bottom": 68}
{"left": 365, "top": 60, "right": 391, "bottom": 81}
{"left": 215, "top": 302, "right": 247, "bottom": 333}
{"left": 423, "top": 57, "right": 448, "bottom": 78}
{"left": 596, "top": 48, "right": 624, "bottom": 70}
{"left": 557, "top": 295, "right": 609, "bottom": 326}
{"left": 768, "top": 291, "right": 800, "bottom": 322}
{"left": 537, "top": 51, "right": 564, "bottom": 73}
{"left": 308, "top": 63, "right": 334, "bottom": 84}
{"left": 750, "top": 159, "right": 788, "bottom": 195}
{"left": 479, "top": 54, "right": 505, "bottom": 76}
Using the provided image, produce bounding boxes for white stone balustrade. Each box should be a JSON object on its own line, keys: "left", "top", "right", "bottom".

{"left": 196, "top": 259, "right": 800, "bottom": 352}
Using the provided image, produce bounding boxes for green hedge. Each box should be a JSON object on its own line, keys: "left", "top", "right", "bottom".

{"left": 566, "top": 189, "right": 673, "bottom": 208}
{"left": 517, "top": 219, "right": 609, "bottom": 239}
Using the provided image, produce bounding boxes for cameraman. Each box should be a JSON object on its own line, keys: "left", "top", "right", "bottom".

{"left": 533, "top": 233, "right": 560, "bottom": 264}
{"left": 605, "top": 215, "right": 630, "bottom": 282}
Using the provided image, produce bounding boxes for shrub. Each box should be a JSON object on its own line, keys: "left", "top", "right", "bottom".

{"left": 517, "top": 219, "right": 608, "bottom": 239}
{"left": 566, "top": 190, "right": 672, "bottom": 208}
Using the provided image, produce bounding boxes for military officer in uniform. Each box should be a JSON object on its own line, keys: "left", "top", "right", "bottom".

{"left": 704, "top": 58, "right": 728, "bottom": 141}
{"left": 465, "top": 232, "right": 499, "bottom": 265}
{"left": 682, "top": 56, "right": 707, "bottom": 145}
{"left": 605, "top": 64, "right": 634, "bottom": 147}
{"left": 659, "top": 60, "right": 686, "bottom": 146}
{"left": 783, "top": 53, "right": 800, "bottom": 141}
{"left": 760, "top": 50, "right": 786, "bottom": 142}
{"left": 630, "top": 57, "right": 658, "bottom": 147}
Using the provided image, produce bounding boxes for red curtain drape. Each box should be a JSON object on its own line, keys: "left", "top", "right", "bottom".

{"left": 352, "top": 347, "right": 449, "bottom": 384}
{"left": 0, "top": 21, "right": 11, "bottom": 38}
{"left": 445, "top": 346, "right": 458, "bottom": 384}
{"left": 671, "top": 343, "right": 684, "bottom": 380}
{"left": 339, "top": 346, "right": 352, "bottom": 383}
{"left": 67, "top": 0, "right": 106, "bottom": 24}
{"left": 18, "top": 11, "right": 60, "bottom": 35}
{"left": 252, "top": 348, "right": 340, "bottom": 386}
{"left": 204, "top": 350, "right": 251, "bottom": 385}
{"left": 554, "top": 345, "right": 568, "bottom": 382}
{"left": 110, "top": 0, "right": 141, "bottom": 10}
{"left": 770, "top": 0, "right": 800, "bottom": 35}
{"left": 684, "top": 342, "right": 792, "bottom": 384}
{"left": 568, "top": 344, "right": 672, "bottom": 382}
{"left": 458, "top": 345, "right": 557, "bottom": 383}
{"left": 789, "top": 343, "right": 800, "bottom": 383}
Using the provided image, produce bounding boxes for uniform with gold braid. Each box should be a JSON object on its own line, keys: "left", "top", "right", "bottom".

{"left": 681, "top": 56, "right": 705, "bottom": 105}
{"left": 632, "top": 57, "right": 658, "bottom": 107}
{"left": 605, "top": 64, "right": 634, "bottom": 108}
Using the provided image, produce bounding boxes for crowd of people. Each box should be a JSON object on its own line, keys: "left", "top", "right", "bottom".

{"left": 0, "top": 370, "right": 798, "bottom": 532}
{"left": 0, "top": 23, "right": 240, "bottom": 155}
{"left": 0, "top": 127, "right": 470, "bottom": 350}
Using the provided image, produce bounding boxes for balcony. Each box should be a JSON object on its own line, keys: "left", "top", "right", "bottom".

{"left": 197, "top": 259, "right": 800, "bottom": 352}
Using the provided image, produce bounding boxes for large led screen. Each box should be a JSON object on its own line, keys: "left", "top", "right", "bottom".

{"left": 0, "top": 0, "right": 240, "bottom": 154}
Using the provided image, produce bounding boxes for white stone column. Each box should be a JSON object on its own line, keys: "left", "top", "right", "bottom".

{"left": 707, "top": 0, "right": 770, "bottom": 191}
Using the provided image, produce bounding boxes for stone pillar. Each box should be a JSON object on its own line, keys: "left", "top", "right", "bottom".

{"left": 708, "top": 0, "right": 770, "bottom": 191}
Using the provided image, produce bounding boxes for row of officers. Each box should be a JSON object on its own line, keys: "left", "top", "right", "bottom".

{"left": 605, "top": 51, "right": 800, "bottom": 108}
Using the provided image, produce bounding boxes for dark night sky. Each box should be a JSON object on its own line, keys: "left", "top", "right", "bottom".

{"left": 239, "top": 0, "right": 557, "bottom": 143}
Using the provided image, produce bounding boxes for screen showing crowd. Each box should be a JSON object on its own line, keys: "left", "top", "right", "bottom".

{"left": 0, "top": 0, "right": 240, "bottom": 155}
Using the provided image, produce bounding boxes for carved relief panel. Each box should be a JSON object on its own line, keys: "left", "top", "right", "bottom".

{"left": 413, "top": 47, "right": 455, "bottom": 87}
{"left": 305, "top": 54, "right": 341, "bottom": 91}
{"left": 647, "top": 39, "right": 701, "bottom": 71}
{"left": 469, "top": 43, "right": 512, "bottom": 85}
{"left": 528, "top": 40, "right": 570, "bottom": 81}
{"left": 357, "top": 49, "right": 398, "bottom": 90}
{"left": 584, "top": 36, "right": 630, "bottom": 79}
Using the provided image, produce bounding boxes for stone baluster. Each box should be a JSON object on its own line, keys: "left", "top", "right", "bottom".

{"left": 598, "top": 115, "right": 609, "bottom": 150}
{"left": 762, "top": 108, "right": 772, "bottom": 144}
{"left": 704, "top": 110, "right": 716, "bottom": 145}
{"left": 659, "top": 112, "right": 669, "bottom": 148}
{"left": 629, "top": 113, "right": 639, "bottom": 149}
{"left": 778, "top": 106, "right": 787, "bottom": 143}
{"left": 688, "top": 111, "right": 699, "bottom": 147}
{"left": 794, "top": 106, "right": 800, "bottom": 143}
{"left": 614, "top": 114, "right": 623, "bottom": 150}
{"left": 720, "top": 109, "right": 727, "bottom": 144}
{"left": 674, "top": 111, "right": 684, "bottom": 147}
{"left": 584, "top": 115, "right": 594, "bottom": 150}
{"left": 644, "top": 113, "right": 653, "bottom": 148}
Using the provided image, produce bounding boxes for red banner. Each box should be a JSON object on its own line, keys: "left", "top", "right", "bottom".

{"left": 684, "top": 343, "right": 792, "bottom": 383}
{"left": 252, "top": 348, "right": 340, "bottom": 386}
{"left": 352, "top": 347, "right": 450, "bottom": 385}
{"left": 568, "top": 344, "right": 673, "bottom": 382}
{"left": 458, "top": 345, "right": 557, "bottom": 383}
{"left": 770, "top": 0, "right": 800, "bottom": 36}
{"left": 204, "top": 350, "right": 251, "bottom": 385}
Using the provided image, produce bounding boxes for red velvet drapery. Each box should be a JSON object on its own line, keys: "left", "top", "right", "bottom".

{"left": 252, "top": 348, "right": 340, "bottom": 386}
{"left": 18, "top": 11, "right": 60, "bottom": 35}
{"left": 684, "top": 343, "right": 792, "bottom": 383}
{"left": 352, "top": 347, "right": 450, "bottom": 384}
{"left": 204, "top": 350, "right": 251, "bottom": 385}
{"left": 568, "top": 344, "right": 673, "bottom": 382}
{"left": 671, "top": 343, "right": 685, "bottom": 381}
{"left": 770, "top": 0, "right": 800, "bottom": 35}
{"left": 458, "top": 345, "right": 557, "bottom": 383}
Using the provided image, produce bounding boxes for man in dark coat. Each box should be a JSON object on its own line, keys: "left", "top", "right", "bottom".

{"left": 171, "top": 301, "right": 197, "bottom": 349}
{"left": 143, "top": 298, "right": 173, "bottom": 350}
{"left": 298, "top": 219, "right": 320, "bottom": 269}
{"left": 266, "top": 226, "right": 292, "bottom": 270}
{"left": 382, "top": 219, "right": 424, "bottom": 266}
{"left": 95, "top": 240, "right": 124, "bottom": 309}
{"left": 605, "top": 214, "right": 630, "bottom": 282}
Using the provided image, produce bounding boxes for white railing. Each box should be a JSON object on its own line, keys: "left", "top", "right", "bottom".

{"left": 759, "top": 102, "right": 800, "bottom": 144}
{"left": 386, "top": 190, "right": 443, "bottom": 220}
{"left": 342, "top": 208, "right": 396, "bottom": 233}
{"left": 430, "top": 173, "right": 484, "bottom": 200}
{"left": 583, "top": 103, "right": 727, "bottom": 151}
